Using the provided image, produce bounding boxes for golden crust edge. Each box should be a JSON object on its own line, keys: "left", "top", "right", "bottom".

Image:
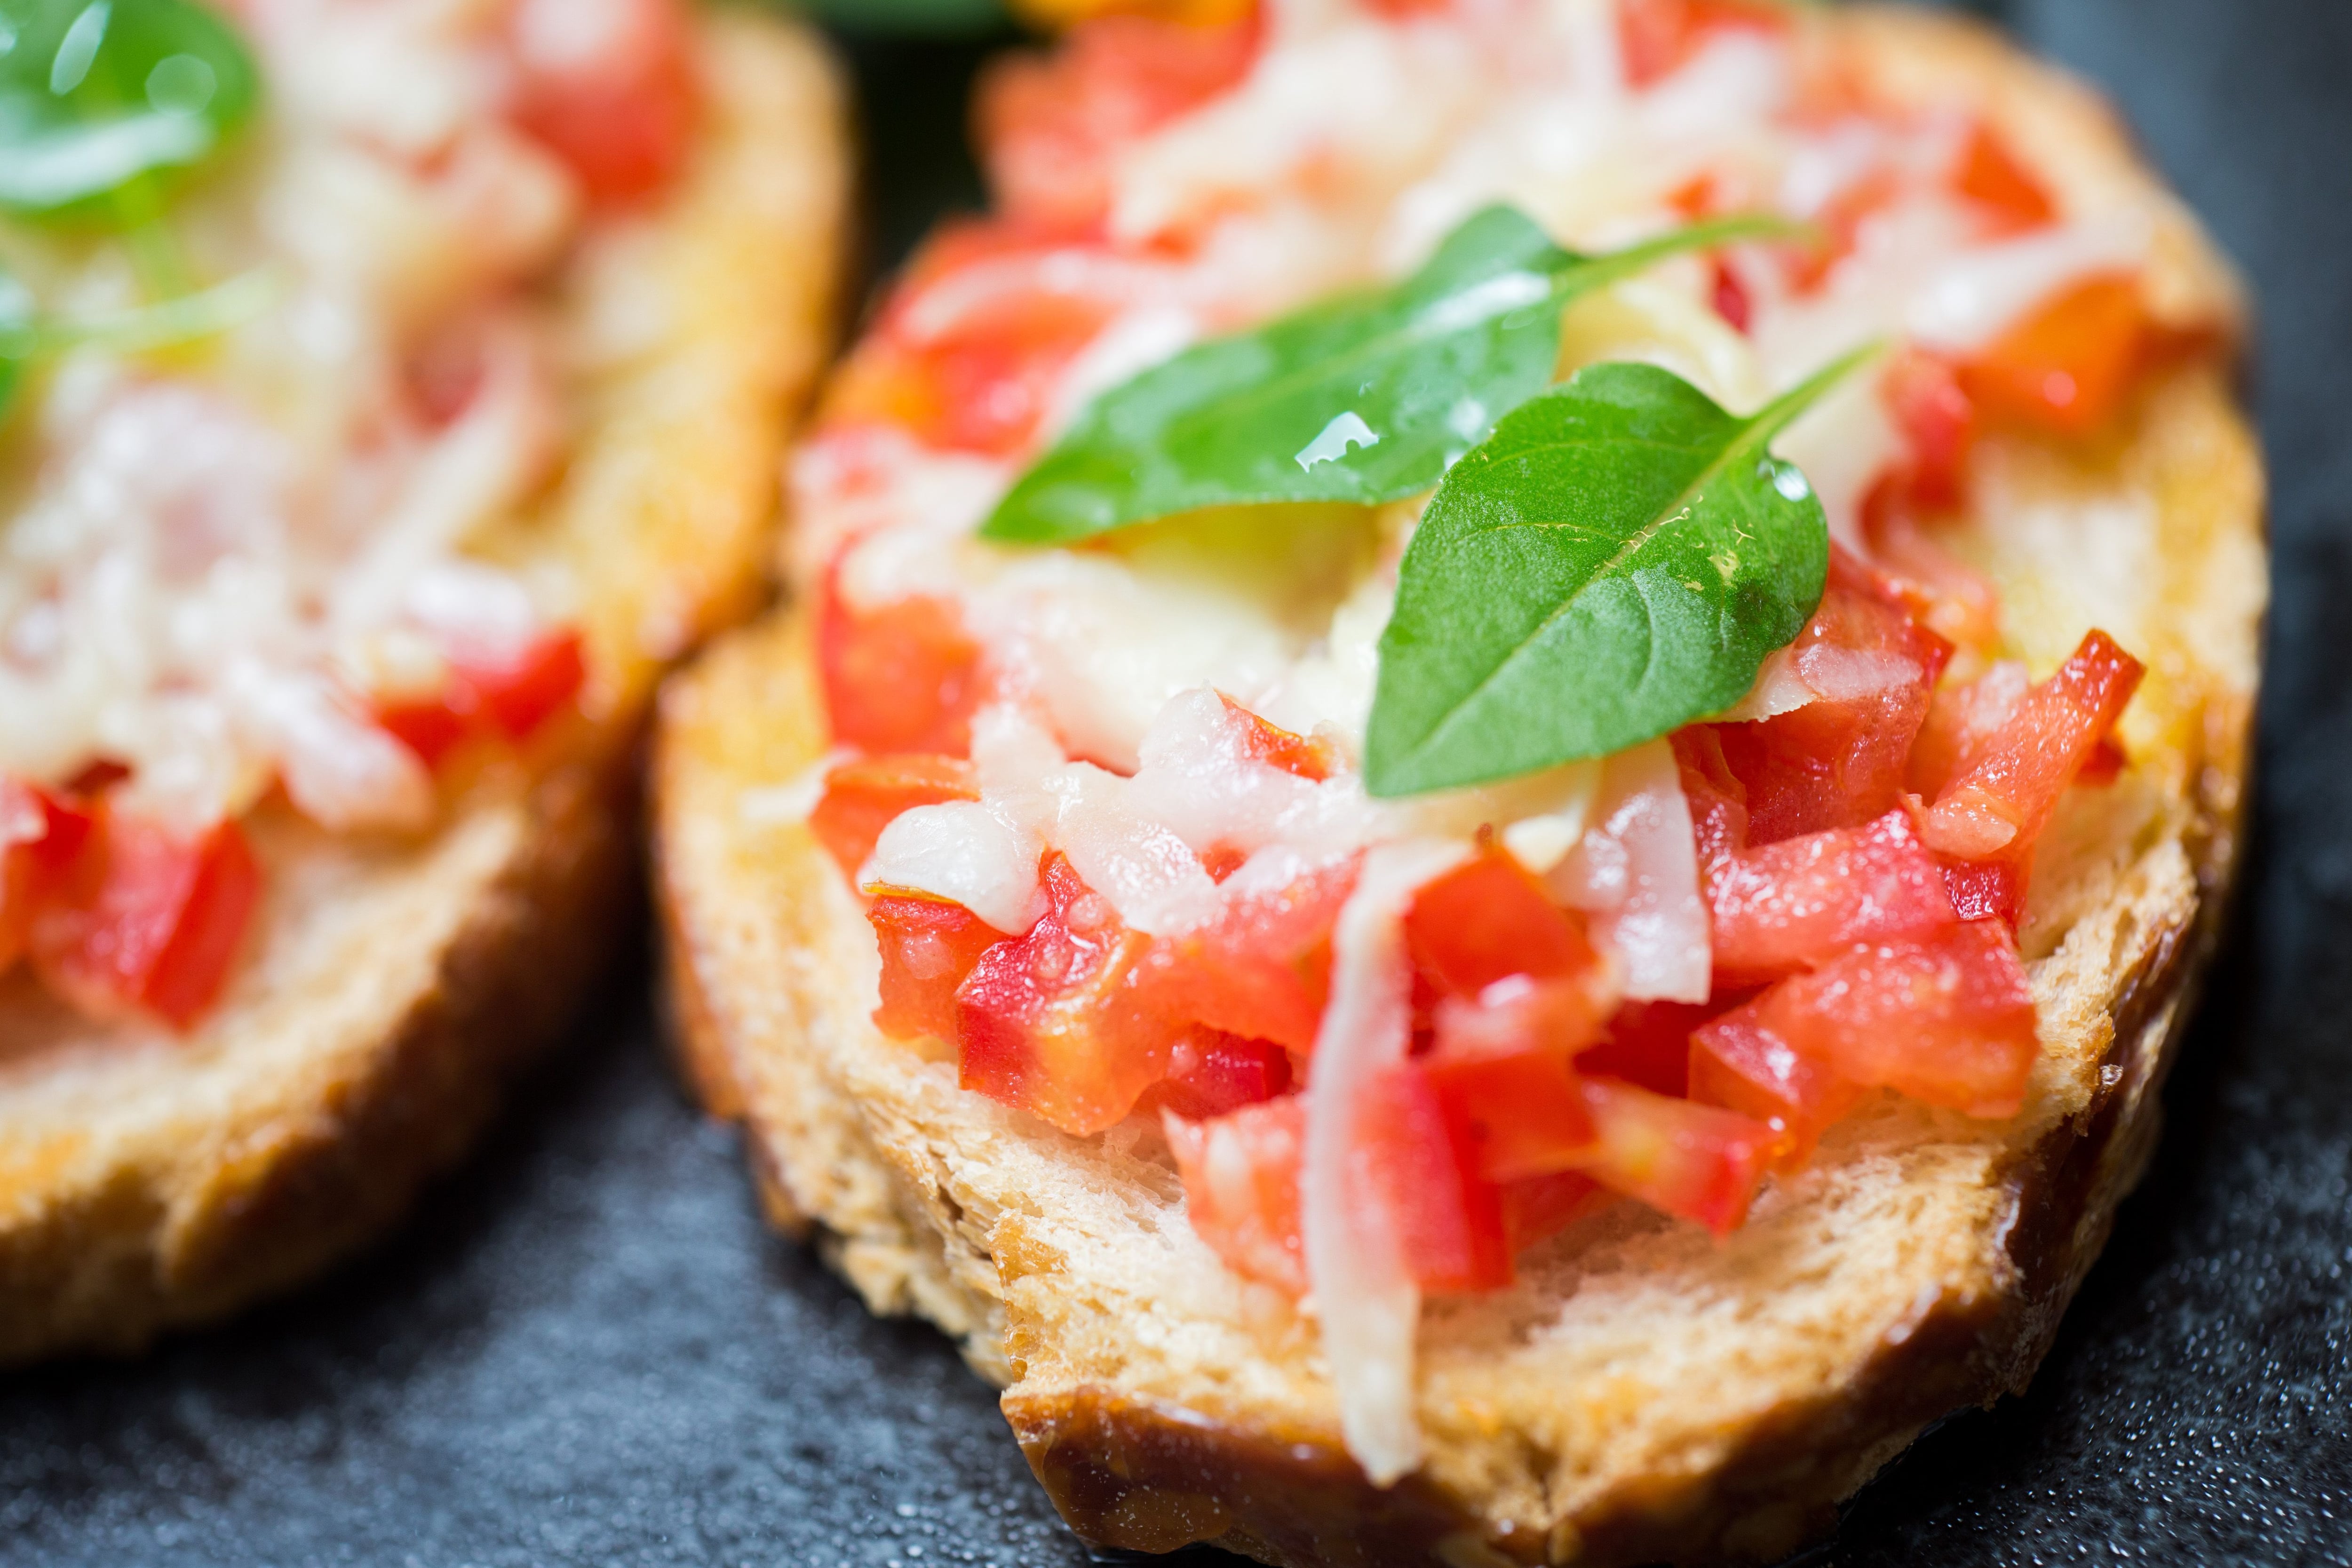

{"left": 0, "top": 13, "right": 851, "bottom": 1368}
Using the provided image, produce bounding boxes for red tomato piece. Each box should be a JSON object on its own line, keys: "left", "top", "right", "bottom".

{"left": 1500, "top": 1170, "right": 1611, "bottom": 1255}
{"left": 817, "top": 575, "right": 986, "bottom": 757}
{"left": 507, "top": 0, "right": 696, "bottom": 206}
{"left": 1707, "top": 809, "right": 1958, "bottom": 984}
{"left": 1938, "top": 855, "right": 2026, "bottom": 928}
{"left": 1222, "top": 694, "right": 1331, "bottom": 782}
{"left": 1736, "top": 921, "right": 2039, "bottom": 1118}
{"left": 1859, "top": 481, "right": 2005, "bottom": 656}
{"left": 1128, "top": 856, "right": 1357, "bottom": 1054}
{"left": 1403, "top": 844, "right": 1599, "bottom": 1000}
{"left": 809, "top": 754, "right": 981, "bottom": 880}
{"left": 1952, "top": 123, "right": 2057, "bottom": 235}
{"left": 1714, "top": 575, "right": 1952, "bottom": 843}
{"left": 1711, "top": 260, "right": 1753, "bottom": 333}
{"left": 0, "top": 781, "right": 95, "bottom": 971}
{"left": 1577, "top": 995, "right": 1733, "bottom": 1098}
{"left": 1152, "top": 1029, "right": 1293, "bottom": 1121}
{"left": 1880, "top": 349, "right": 1978, "bottom": 510}
{"left": 1918, "top": 629, "right": 2145, "bottom": 862}
{"left": 1424, "top": 1016, "right": 1597, "bottom": 1185}
{"left": 1620, "top": 0, "right": 1790, "bottom": 88}
{"left": 1688, "top": 1005, "right": 1863, "bottom": 1164}
{"left": 1672, "top": 727, "right": 1749, "bottom": 874}
{"left": 976, "top": 16, "right": 1259, "bottom": 232}
{"left": 1578, "top": 1077, "right": 1775, "bottom": 1236}
{"left": 378, "top": 629, "right": 588, "bottom": 769}
{"left": 1166, "top": 1094, "right": 1308, "bottom": 1295}
{"left": 1362, "top": 1062, "right": 1515, "bottom": 1294}
{"left": 32, "top": 809, "right": 262, "bottom": 1029}
{"left": 955, "top": 852, "right": 1166, "bottom": 1135}
{"left": 869, "top": 893, "right": 1006, "bottom": 1044}
{"left": 1959, "top": 274, "right": 2149, "bottom": 438}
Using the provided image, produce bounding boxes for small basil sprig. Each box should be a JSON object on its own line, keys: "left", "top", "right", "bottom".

{"left": 0, "top": 263, "right": 274, "bottom": 419}
{"left": 1363, "top": 347, "right": 1876, "bottom": 798}
{"left": 0, "top": 0, "right": 261, "bottom": 216}
{"left": 979, "top": 205, "right": 1794, "bottom": 546}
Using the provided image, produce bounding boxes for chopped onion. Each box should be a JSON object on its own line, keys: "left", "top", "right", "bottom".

{"left": 1553, "top": 740, "right": 1709, "bottom": 1002}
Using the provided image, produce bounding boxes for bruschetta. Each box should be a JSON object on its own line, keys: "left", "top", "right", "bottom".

{"left": 654, "top": 2, "right": 2262, "bottom": 1562}
{"left": 0, "top": 0, "right": 848, "bottom": 1364}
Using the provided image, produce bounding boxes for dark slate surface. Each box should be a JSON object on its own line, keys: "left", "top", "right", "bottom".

{"left": 5, "top": 2, "right": 2350, "bottom": 1563}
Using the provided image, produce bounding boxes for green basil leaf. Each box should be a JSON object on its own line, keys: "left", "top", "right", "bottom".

{"left": 1363, "top": 347, "right": 1876, "bottom": 798}
{"left": 0, "top": 263, "right": 28, "bottom": 417}
{"left": 979, "top": 206, "right": 1792, "bottom": 546}
{"left": 0, "top": 0, "right": 261, "bottom": 216}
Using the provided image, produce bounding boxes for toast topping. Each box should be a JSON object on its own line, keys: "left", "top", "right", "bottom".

{"left": 0, "top": 0, "right": 695, "bottom": 1029}
{"left": 788, "top": 0, "right": 2203, "bottom": 1481}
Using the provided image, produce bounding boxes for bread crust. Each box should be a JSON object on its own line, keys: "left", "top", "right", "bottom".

{"left": 654, "top": 8, "right": 2263, "bottom": 1564}
{"left": 0, "top": 13, "right": 850, "bottom": 1368}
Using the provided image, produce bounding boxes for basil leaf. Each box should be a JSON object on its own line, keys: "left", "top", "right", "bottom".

{"left": 0, "top": 264, "right": 273, "bottom": 421}
{"left": 1363, "top": 347, "right": 1875, "bottom": 798}
{"left": 0, "top": 264, "right": 28, "bottom": 417}
{"left": 980, "top": 206, "right": 1792, "bottom": 545}
{"left": 0, "top": 0, "right": 261, "bottom": 216}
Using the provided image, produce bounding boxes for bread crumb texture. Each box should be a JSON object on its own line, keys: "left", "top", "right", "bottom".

{"left": 0, "top": 14, "right": 850, "bottom": 1368}
{"left": 654, "top": 9, "right": 2261, "bottom": 1566}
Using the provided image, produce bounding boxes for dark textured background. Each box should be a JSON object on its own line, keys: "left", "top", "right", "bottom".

{"left": 6, "top": 2, "right": 2350, "bottom": 1563}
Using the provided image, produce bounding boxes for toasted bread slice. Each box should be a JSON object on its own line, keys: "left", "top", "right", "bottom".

{"left": 0, "top": 13, "right": 850, "bottom": 1369}
{"left": 654, "top": 9, "right": 2264, "bottom": 1565}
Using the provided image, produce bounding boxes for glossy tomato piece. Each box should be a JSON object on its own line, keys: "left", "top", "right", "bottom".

{"left": 1166, "top": 1094, "right": 1307, "bottom": 1295}
{"left": 1620, "top": 0, "right": 1790, "bottom": 88}
{"left": 1500, "top": 1170, "right": 1610, "bottom": 1255}
{"left": 976, "top": 16, "right": 1258, "bottom": 231}
{"left": 955, "top": 852, "right": 1166, "bottom": 1135}
{"left": 1938, "top": 855, "right": 2026, "bottom": 928}
{"left": 1714, "top": 577, "right": 1952, "bottom": 843}
{"left": 1737, "top": 921, "right": 2039, "bottom": 1118}
{"left": 869, "top": 893, "right": 1006, "bottom": 1043}
{"left": 1960, "top": 275, "right": 2148, "bottom": 438}
{"left": 1707, "top": 809, "right": 1958, "bottom": 984}
{"left": 1952, "top": 122, "right": 2056, "bottom": 235}
{"left": 1917, "top": 629, "right": 2145, "bottom": 862}
{"left": 1223, "top": 695, "right": 1332, "bottom": 782}
{"left": 1128, "top": 856, "right": 1357, "bottom": 1053}
{"left": 32, "top": 809, "right": 262, "bottom": 1029}
{"left": 1578, "top": 1077, "right": 1775, "bottom": 1236}
{"left": 817, "top": 575, "right": 986, "bottom": 757}
{"left": 1673, "top": 727, "right": 1749, "bottom": 873}
{"left": 1362, "top": 1062, "right": 1514, "bottom": 1294}
{"left": 809, "top": 754, "right": 981, "bottom": 879}
{"left": 1577, "top": 995, "right": 1734, "bottom": 1098}
{"left": 1880, "top": 350, "right": 1977, "bottom": 510}
{"left": 1859, "top": 481, "right": 2005, "bottom": 655}
{"left": 0, "top": 781, "right": 95, "bottom": 971}
{"left": 1425, "top": 1011, "right": 1597, "bottom": 1184}
{"left": 1152, "top": 1029, "right": 1293, "bottom": 1122}
{"left": 1403, "top": 844, "right": 1599, "bottom": 1000}
{"left": 1688, "top": 1005, "right": 1864, "bottom": 1164}
{"left": 378, "top": 628, "right": 588, "bottom": 769}
{"left": 508, "top": 0, "right": 697, "bottom": 205}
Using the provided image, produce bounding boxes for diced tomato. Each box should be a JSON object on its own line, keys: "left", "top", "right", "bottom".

{"left": 1166, "top": 1095, "right": 1308, "bottom": 1295}
{"left": 32, "top": 809, "right": 262, "bottom": 1029}
{"left": 508, "top": 0, "right": 698, "bottom": 205}
{"left": 1938, "top": 855, "right": 2026, "bottom": 928}
{"left": 1959, "top": 274, "right": 2149, "bottom": 438}
{"left": 1727, "top": 921, "right": 2039, "bottom": 1118}
{"left": 955, "top": 852, "right": 1167, "bottom": 1135}
{"left": 378, "top": 628, "right": 587, "bottom": 770}
{"left": 1714, "top": 573, "right": 1952, "bottom": 844}
{"left": 1128, "top": 856, "right": 1357, "bottom": 1054}
{"left": 1499, "top": 1170, "right": 1611, "bottom": 1255}
{"left": 1881, "top": 349, "right": 1977, "bottom": 510}
{"left": 1362, "top": 1062, "right": 1514, "bottom": 1294}
{"left": 1222, "top": 694, "right": 1331, "bottom": 782}
{"left": 1152, "top": 1029, "right": 1293, "bottom": 1121}
{"left": 869, "top": 893, "right": 1007, "bottom": 1043}
{"left": 1578, "top": 995, "right": 1731, "bottom": 1098}
{"left": 1860, "top": 480, "right": 2005, "bottom": 655}
{"left": 1707, "top": 809, "right": 1958, "bottom": 984}
{"left": 1952, "top": 122, "right": 2056, "bottom": 236}
{"left": 1403, "top": 845, "right": 1599, "bottom": 1000}
{"left": 809, "top": 754, "right": 981, "bottom": 880}
{"left": 976, "top": 17, "right": 1259, "bottom": 232}
{"left": 1620, "top": 0, "right": 1790, "bottom": 88}
{"left": 1711, "top": 259, "right": 1753, "bottom": 333}
{"left": 1425, "top": 1006, "right": 1597, "bottom": 1184}
{"left": 1917, "top": 629, "right": 2144, "bottom": 862}
{"left": 1578, "top": 1077, "right": 1775, "bottom": 1236}
{"left": 1672, "top": 728, "right": 1749, "bottom": 874}
{"left": 817, "top": 575, "right": 986, "bottom": 757}
{"left": 1688, "top": 1005, "right": 1863, "bottom": 1163}
{"left": 0, "top": 781, "right": 95, "bottom": 971}
{"left": 1906, "top": 660, "right": 2027, "bottom": 802}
